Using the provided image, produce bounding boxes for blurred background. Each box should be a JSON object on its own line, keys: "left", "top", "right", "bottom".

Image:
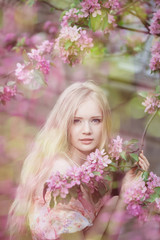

{"left": 0, "top": 0, "right": 160, "bottom": 239}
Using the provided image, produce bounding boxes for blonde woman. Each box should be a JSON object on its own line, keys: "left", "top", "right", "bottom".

{"left": 7, "top": 81, "right": 149, "bottom": 240}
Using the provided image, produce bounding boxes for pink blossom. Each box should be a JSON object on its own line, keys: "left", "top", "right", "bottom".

{"left": 103, "top": 0, "right": 121, "bottom": 11}
{"left": 36, "top": 40, "right": 54, "bottom": 55}
{"left": 54, "top": 26, "right": 93, "bottom": 65}
{"left": 37, "top": 58, "right": 50, "bottom": 75}
{"left": 108, "top": 136, "right": 123, "bottom": 160}
{"left": 47, "top": 172, "right": 69, "bottom": 198}
{"left": 149, "top": 52, "right": 160, "bottom": 71}
{"left": 124, "top": 172, "right": 160, "bottom": 221}
{"left": 149, "top": 10, "right": 160, "bottom": 35}
{"left": 149, "top": 41, "right": 160, "bottom": 72}
{"left": 104, "top": 14, "right": 117, "bottom": 32}
{"left": 43, "top": 21, "right": 57, "bottom": 35}
{"left": 92, "top": 9, "right": 102, "bottom": 18}
{"left": 124, "top": 178, "right": 147, "bottom": 204}
{"left": 15, "top": 63, "right": 34, "bottom": 84}
{"left": 151, "top": 42, "right": 160, "bottom": 54}
{"left": 45, "top": 148, "right": 113, "bottom": 202}
{"left": 15, "top": 40, "right": 53, "bottom": 84}
{"left": 66, "top": 166, "right": 81, "bottom": 186}
{"left": 126, "top": 203, "right": 143, "bottom": 217}
{"left": 61, "top": 8, "right": 87, "bottom": 27}
{"left": 146, "top": 172, "right": 160, "bottom": 193}
{"left": 80, "top": 0, "right": 101, "bottom": 14}
{"left": 142, "top": 95, "right": 160, "bottom": 114}
{"left": 0, "top": 85, "right": 17, "bottom": 104}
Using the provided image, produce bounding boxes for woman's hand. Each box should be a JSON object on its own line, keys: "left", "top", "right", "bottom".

{"left": 120, "top": 150, "right": 150, "bottom": 199}
{"left": 138, "top": 150, "right": 150, "bottom": 171}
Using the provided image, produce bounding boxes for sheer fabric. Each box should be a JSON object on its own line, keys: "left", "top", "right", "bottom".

{"left": 29, "top": 181, "right": 110, "bottom": 240}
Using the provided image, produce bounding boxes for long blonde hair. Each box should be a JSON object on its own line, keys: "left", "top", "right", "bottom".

{"left": 7, "top": 81, "right": 111, "bottom": 239}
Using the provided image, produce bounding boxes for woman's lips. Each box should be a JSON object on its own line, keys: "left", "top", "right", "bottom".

{"left": 79, "top": 139, "right": 93, "bottom": 144}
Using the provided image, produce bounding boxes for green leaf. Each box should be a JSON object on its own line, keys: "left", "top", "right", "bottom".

{"left": 49, "top": 193, "right": 55, "bottom": 209}
{"left": 142, "top": 171, "right": 149, "bottom": 182}
{"left": 90, "top": 14, "right": 102, "bottom": 32}
{"left": 93, "top": 171, "right": 101, "bottom": 176}
{"left": 17, "top": 37, "right": 25, "bottom": 47}
{"left": 146, "top": 187, "right": 160, "bottom": 203}
{"left": 120, "top": 151, "right": 127, "bottom": 160}
{"left": 108, "top": 165, "right": 117, "bottom": 172}
{"left": 104, "top": 175, "right": 112, "bottom": 181}
{"left": 60, "top": 11, "right": 67, "bottom": 21}
{"left": 138, "top": 91, "right": 148, "bottom": 98}
{"left": 130, "top": 153, "right": 139, "bottom": 162}
{"left": 65, "top": 41, "right": 73, "bottom": 50}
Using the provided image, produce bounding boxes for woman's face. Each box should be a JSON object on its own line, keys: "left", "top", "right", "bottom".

{"left": 69, "top": 97, "right": 103, "bottom": 157}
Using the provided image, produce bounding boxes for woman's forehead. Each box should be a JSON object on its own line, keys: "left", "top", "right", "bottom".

{"left": 74, "top": 98, "right": 102, "bottom": 117}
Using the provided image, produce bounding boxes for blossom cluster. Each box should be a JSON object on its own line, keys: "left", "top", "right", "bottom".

{"left": 61, "top": 8, "right": 88, "bottom": 28}
{"left": 149, "top": 9, "right": 160, "bottom": 35}
{"left": 80, "top": 0, "right": 101, "bottom": 15}
{"left": 15, "top": 40, "right": 54, "bottom": 86}
{"left": 46, "top": 149, "right": 112, "bottom": 200}
{"left": 0, "top": 84, "right": 17, "bottom": 105}
{"left": 124, "top": 172, "right": 160, "bottom": 220}
{"left": 54, "top": 26, "right": 93, "bottom": 65}
{"left": 45, "top": 135, "right": 135, "bottom": 206}
{"left": 150, "top": 41, "right": 160, "bottom": 72}
{"left": 142, "top": 93, "right": 160, "bottom": 114}
{"left": 108, "top": 135, "right": 123, "bottom": 160}
{"left": 103, "top": 0, "right": 122, "bottom": 11}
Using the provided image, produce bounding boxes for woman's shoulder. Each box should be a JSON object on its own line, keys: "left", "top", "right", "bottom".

{"left": 52, "top": 153, "right": 72, "bottom": 175}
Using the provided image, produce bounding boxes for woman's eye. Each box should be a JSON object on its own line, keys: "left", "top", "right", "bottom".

{"left": 73, "top": 119, "right": 81, "bottom": 124}
{"left": 92, "top": 119, "right": 101, "bottom": 124}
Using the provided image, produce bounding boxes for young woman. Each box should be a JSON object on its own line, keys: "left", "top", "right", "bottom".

{"left": 8, "top": 81, "right": 149, "bottom": 240}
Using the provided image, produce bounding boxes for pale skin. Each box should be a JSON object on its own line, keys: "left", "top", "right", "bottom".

{"left": 56, "top": 97, "right": 150, "bottom": 240}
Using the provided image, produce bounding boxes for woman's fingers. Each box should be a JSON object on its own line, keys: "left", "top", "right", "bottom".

{"left": 138, "top": 158, "right": 148, "bottom": 171}
{"left": 138, "top": 151, "right": 150, "bottom": 171}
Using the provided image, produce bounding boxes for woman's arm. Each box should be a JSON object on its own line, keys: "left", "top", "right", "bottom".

{"left": 102, "top": 151, "right": 150, "bottom": 240}
{"left": 84, "top": 196, "right": 119, "bottom": 240}
{"left": 60, "top": 196, "right": 119, "bottom": 240}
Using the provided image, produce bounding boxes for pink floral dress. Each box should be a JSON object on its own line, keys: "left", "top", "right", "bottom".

{"left": 29, "top": 179, "right": 110, "bottom": 240}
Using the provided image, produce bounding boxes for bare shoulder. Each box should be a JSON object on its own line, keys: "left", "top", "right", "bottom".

{"left": 52, "top": 153, "right": 72, "bottom": 175}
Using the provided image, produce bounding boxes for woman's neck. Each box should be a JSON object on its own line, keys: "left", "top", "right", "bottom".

{"left": 68, "top": 147, "right": 89, "bottom": 166}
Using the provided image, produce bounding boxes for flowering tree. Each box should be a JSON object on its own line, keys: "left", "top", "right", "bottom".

{"left": 0, "top": 0, "right": 160, "bottom": 104}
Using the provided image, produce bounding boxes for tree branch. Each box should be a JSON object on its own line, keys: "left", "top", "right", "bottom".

{"left": 118, "top": 0, "right": 141, "bottom": 14}
{"left": 118, "top": 25, "right": 150, "bottom": 34}
{"left": 139, "top": 109, "right": 158, "bottom": 151}
{"left": 128, "top": 9, "right": 150, "bottom": 32}
{"left": 40, "top": 0, "right": 66, "bottom": 11}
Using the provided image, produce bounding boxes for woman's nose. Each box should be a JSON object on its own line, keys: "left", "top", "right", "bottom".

{"left": 82, "top": 121, "right": 92, "bottom": 134}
